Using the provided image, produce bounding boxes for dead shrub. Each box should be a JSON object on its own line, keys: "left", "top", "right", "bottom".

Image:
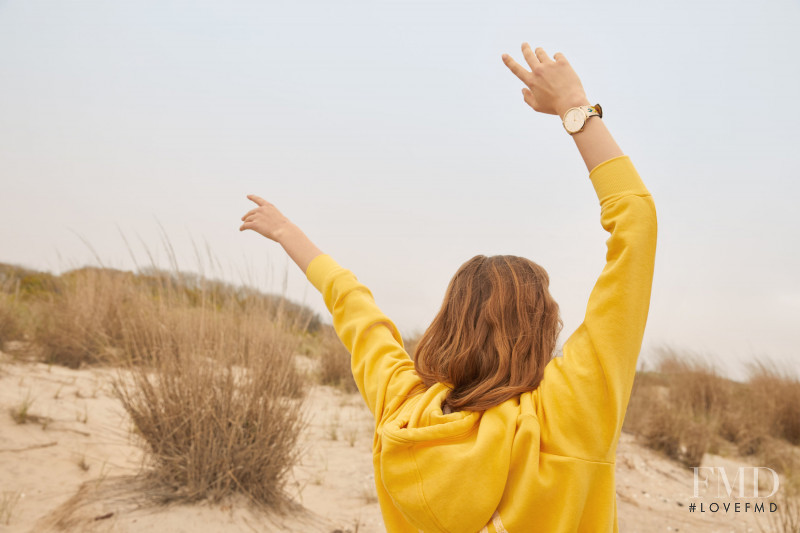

{"left": 29, "top": 260, "right": 321, "bottom": 370}
{"left": 9, "top": 243, "right": 316, "bottom": 509}
{"left": 747, "top": 361, "right": 800, "bottom": 446}
{"left": 626, "top": 347, "right": 800, "bottom": 473}
{"left": 0, "top": 262, "right": 61, "bottom": 298}
{"left": 757, "top": 472, "right": 800, "bottom": 533}
{"left": 626, "top": 391, "right": 710, "bottom": 468}
{"left": 0, "top": 293, "right": 23, "bottom": 348}
{"left": 632, "top": 397, "right": 682, "bottom": 461}
{"left": 313, "top": 327, "right": 418, "bottom": 394}
{"left": 625, "top": 347, "right": 733, "bottom": 467}
{"left": 315, "top": 326, "right": 358, "bottom": 393}
{"left": 3, "top": 240, "right": 320, "bottom": 511}
{"left": 114, "top": 296, "right": 307, "bottom": 507}
{"left": 34, "top": 268, "right": 141, "bottom": 367}
{"left": 404, "top": 332, "right": 421, "bottom": 360}
{"left": 759, "top": 437, "right": 800, "bottom": 476}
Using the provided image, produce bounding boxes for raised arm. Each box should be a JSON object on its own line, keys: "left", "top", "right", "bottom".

{"left": 502, "top": 43, "right": 623, "bottom": 172}
{"left": 502, "top": 45, "right": 657, "bottom": 461}
{"left": 239, "top": 195, "right": 423, "bottom": 423}
{"left": 304, "top": 255, "right": 424, "bottom": 422}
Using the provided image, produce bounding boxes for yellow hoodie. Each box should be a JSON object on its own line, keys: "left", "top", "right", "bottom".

{"left": 305, "top": 154, "right": 657, "bottom": 533}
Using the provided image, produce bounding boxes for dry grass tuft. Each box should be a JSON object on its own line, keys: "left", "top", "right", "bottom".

{"left": 624, "top": 349, "right": 728, "bottom": 467}
{"left": 757, "top": 473, "right": 800, "bottom": 533}
{"left": 746, "top": 361, "right": 800, "bottom": 447}
{"left": 1, "top": 242, "right": 321, "bottom": 510}
{"left": 7, "top": 258, "right": 321, "bottom": 369}
{"left": 0, "top": 292, "right": 23, "bottom": 349}
{"left": 625, "top": 346, "right": 800, "bottom": 471}
{"left": 34, "top": 268, "right": 141, "bottom": 367}
{"left": 403, "top": 333, "right": 421, "bottom": 360}
{"left": 0, "top": 490, "right": 22, "bottom": 526}
{"left": 9, "top": 392, "right": 34, "bottom": 425}
{"left": 111, "top": 267, "right": 309, "bottom": 508}
{"left": 1, "top": 263, "right": 59, "bottom": 352}
{"left": 315, "top": 326, "right": 359, "bottom": 394}
{"left": 313, "top": 327, "right": 419, "bottom": 394}
{"left": 0, "top": 270, "right": 29, "bottom": 349}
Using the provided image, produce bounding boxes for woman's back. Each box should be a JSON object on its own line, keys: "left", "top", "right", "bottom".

{"left": 303, "top": 154, "right": 656, "bottom": 532}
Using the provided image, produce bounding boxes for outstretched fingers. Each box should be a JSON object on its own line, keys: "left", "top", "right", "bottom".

{"left": 241, "top": 208, "right": 258, "bottom": 221}
{"left": 534, "top": 47, "right": 553, "bottom": 63}
{"left": 504, "top": 44, "right": 561, "bottom": 84}
{"left": 241, "top": 194, "right": 268, "bottom": 231}
{"left": 522, "top": 87, "right": 537, "bottom": 109}
{"left": 521, "top": 42, "right": 539, "bottom": 70}
{"left": 247, "top": 194, "right": 268, "bottom": 207}
{"left": 240, "top": 211, "right": 255, "bottom": 228}
{"left": 502, "top": 53, "right": 532, "bottom": 84}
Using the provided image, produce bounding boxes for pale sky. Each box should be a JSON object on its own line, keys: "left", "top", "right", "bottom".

{"left": 1, "top": 1, "right": 798, "bottom": 380}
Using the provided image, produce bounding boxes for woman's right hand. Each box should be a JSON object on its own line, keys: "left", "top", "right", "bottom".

{"left": 239, "top": 194, "right": 293, "bottom": 242}
{"left": 502, "top": 43, "right": 590, "bottom": 118}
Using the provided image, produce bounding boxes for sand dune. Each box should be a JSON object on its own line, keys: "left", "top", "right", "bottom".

{"left": 0, "top": 351, "right": 781, "bottom": 532}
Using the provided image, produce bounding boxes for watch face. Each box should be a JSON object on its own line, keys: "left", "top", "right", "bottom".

{"left": 564, "top": 108, "right": 585, "bottom": 133}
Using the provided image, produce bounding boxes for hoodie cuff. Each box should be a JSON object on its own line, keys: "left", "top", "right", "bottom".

{"left": 589, "top": 155, "right": 650, "bottom": 205}
{"left": 305, "top": 253, "right": 339, "bottom": 293}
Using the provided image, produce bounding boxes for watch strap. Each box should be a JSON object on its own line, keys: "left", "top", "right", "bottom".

{"left": 585, "top": 104, "right": 602, "bottom": 118}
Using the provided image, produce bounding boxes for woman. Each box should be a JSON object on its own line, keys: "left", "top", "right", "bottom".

{"left": 240, "top": 43, "right": 657, "bottom": 533}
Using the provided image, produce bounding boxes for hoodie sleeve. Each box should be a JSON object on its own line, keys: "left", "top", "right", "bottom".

{"left": 306, "top": 255, "right": 423, "bottom": 422}
{"left": 537, "top": 155, "right": 657, "bottom": 462}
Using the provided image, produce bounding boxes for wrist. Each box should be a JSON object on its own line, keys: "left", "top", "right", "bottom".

{"left": 272, "top": 220, "right": 298, "bottom": 244}
{"left": 556, "top": 96, "right": 591, "bottom": 120}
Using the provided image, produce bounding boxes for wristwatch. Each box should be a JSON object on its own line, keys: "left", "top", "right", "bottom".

{"left": 562, "top": 104, "right": 602, "bottom": 135}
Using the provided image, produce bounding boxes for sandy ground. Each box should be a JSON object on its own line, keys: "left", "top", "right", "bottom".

{"left": 0, "top": 350, "right": 787, "bottom": 532}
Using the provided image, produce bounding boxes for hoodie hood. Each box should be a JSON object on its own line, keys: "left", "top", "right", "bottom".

{"left": 378, "top": 383, "right": 523, "bottom": 532}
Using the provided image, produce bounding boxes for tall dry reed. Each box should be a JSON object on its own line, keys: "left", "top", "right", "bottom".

{"left": 113, "top": 301, "right": 307, "bottom": 507}
{"left": 625, "top": 346, "right": 800, "bottom": 473}
{"left": 0, "top": 293, "right": 21, "bottom": 348}
{"left": 2, "top": 241, "right": 318, "bottom": 508}
{"left": 313, "top": 326, "right": 420, "bottom": 394}
{"left": 105, "top": 257, "right": 310, "bottom": 507}
{"left": 0, "top": 265, "right": 32, "bottom": 348}
{"left": 315, "top": 325, "right": 359, "bottom": 393}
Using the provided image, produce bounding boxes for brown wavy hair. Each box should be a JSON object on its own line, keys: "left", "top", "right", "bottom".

{"left": 414, "top": 255, "right": 563, "bottom": 412}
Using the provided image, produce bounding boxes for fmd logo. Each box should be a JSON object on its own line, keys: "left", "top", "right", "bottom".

{"left": 691, "top": 467, "right": 780, "bottom": 498}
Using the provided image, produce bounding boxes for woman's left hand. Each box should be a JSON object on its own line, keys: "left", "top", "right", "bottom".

{"left": 239, "top": 194, "right": 292, "bottom": 242}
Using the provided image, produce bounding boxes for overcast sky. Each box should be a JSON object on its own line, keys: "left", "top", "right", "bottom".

{"left": 1, "top": 0, "right": 798, "bottom": 380}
